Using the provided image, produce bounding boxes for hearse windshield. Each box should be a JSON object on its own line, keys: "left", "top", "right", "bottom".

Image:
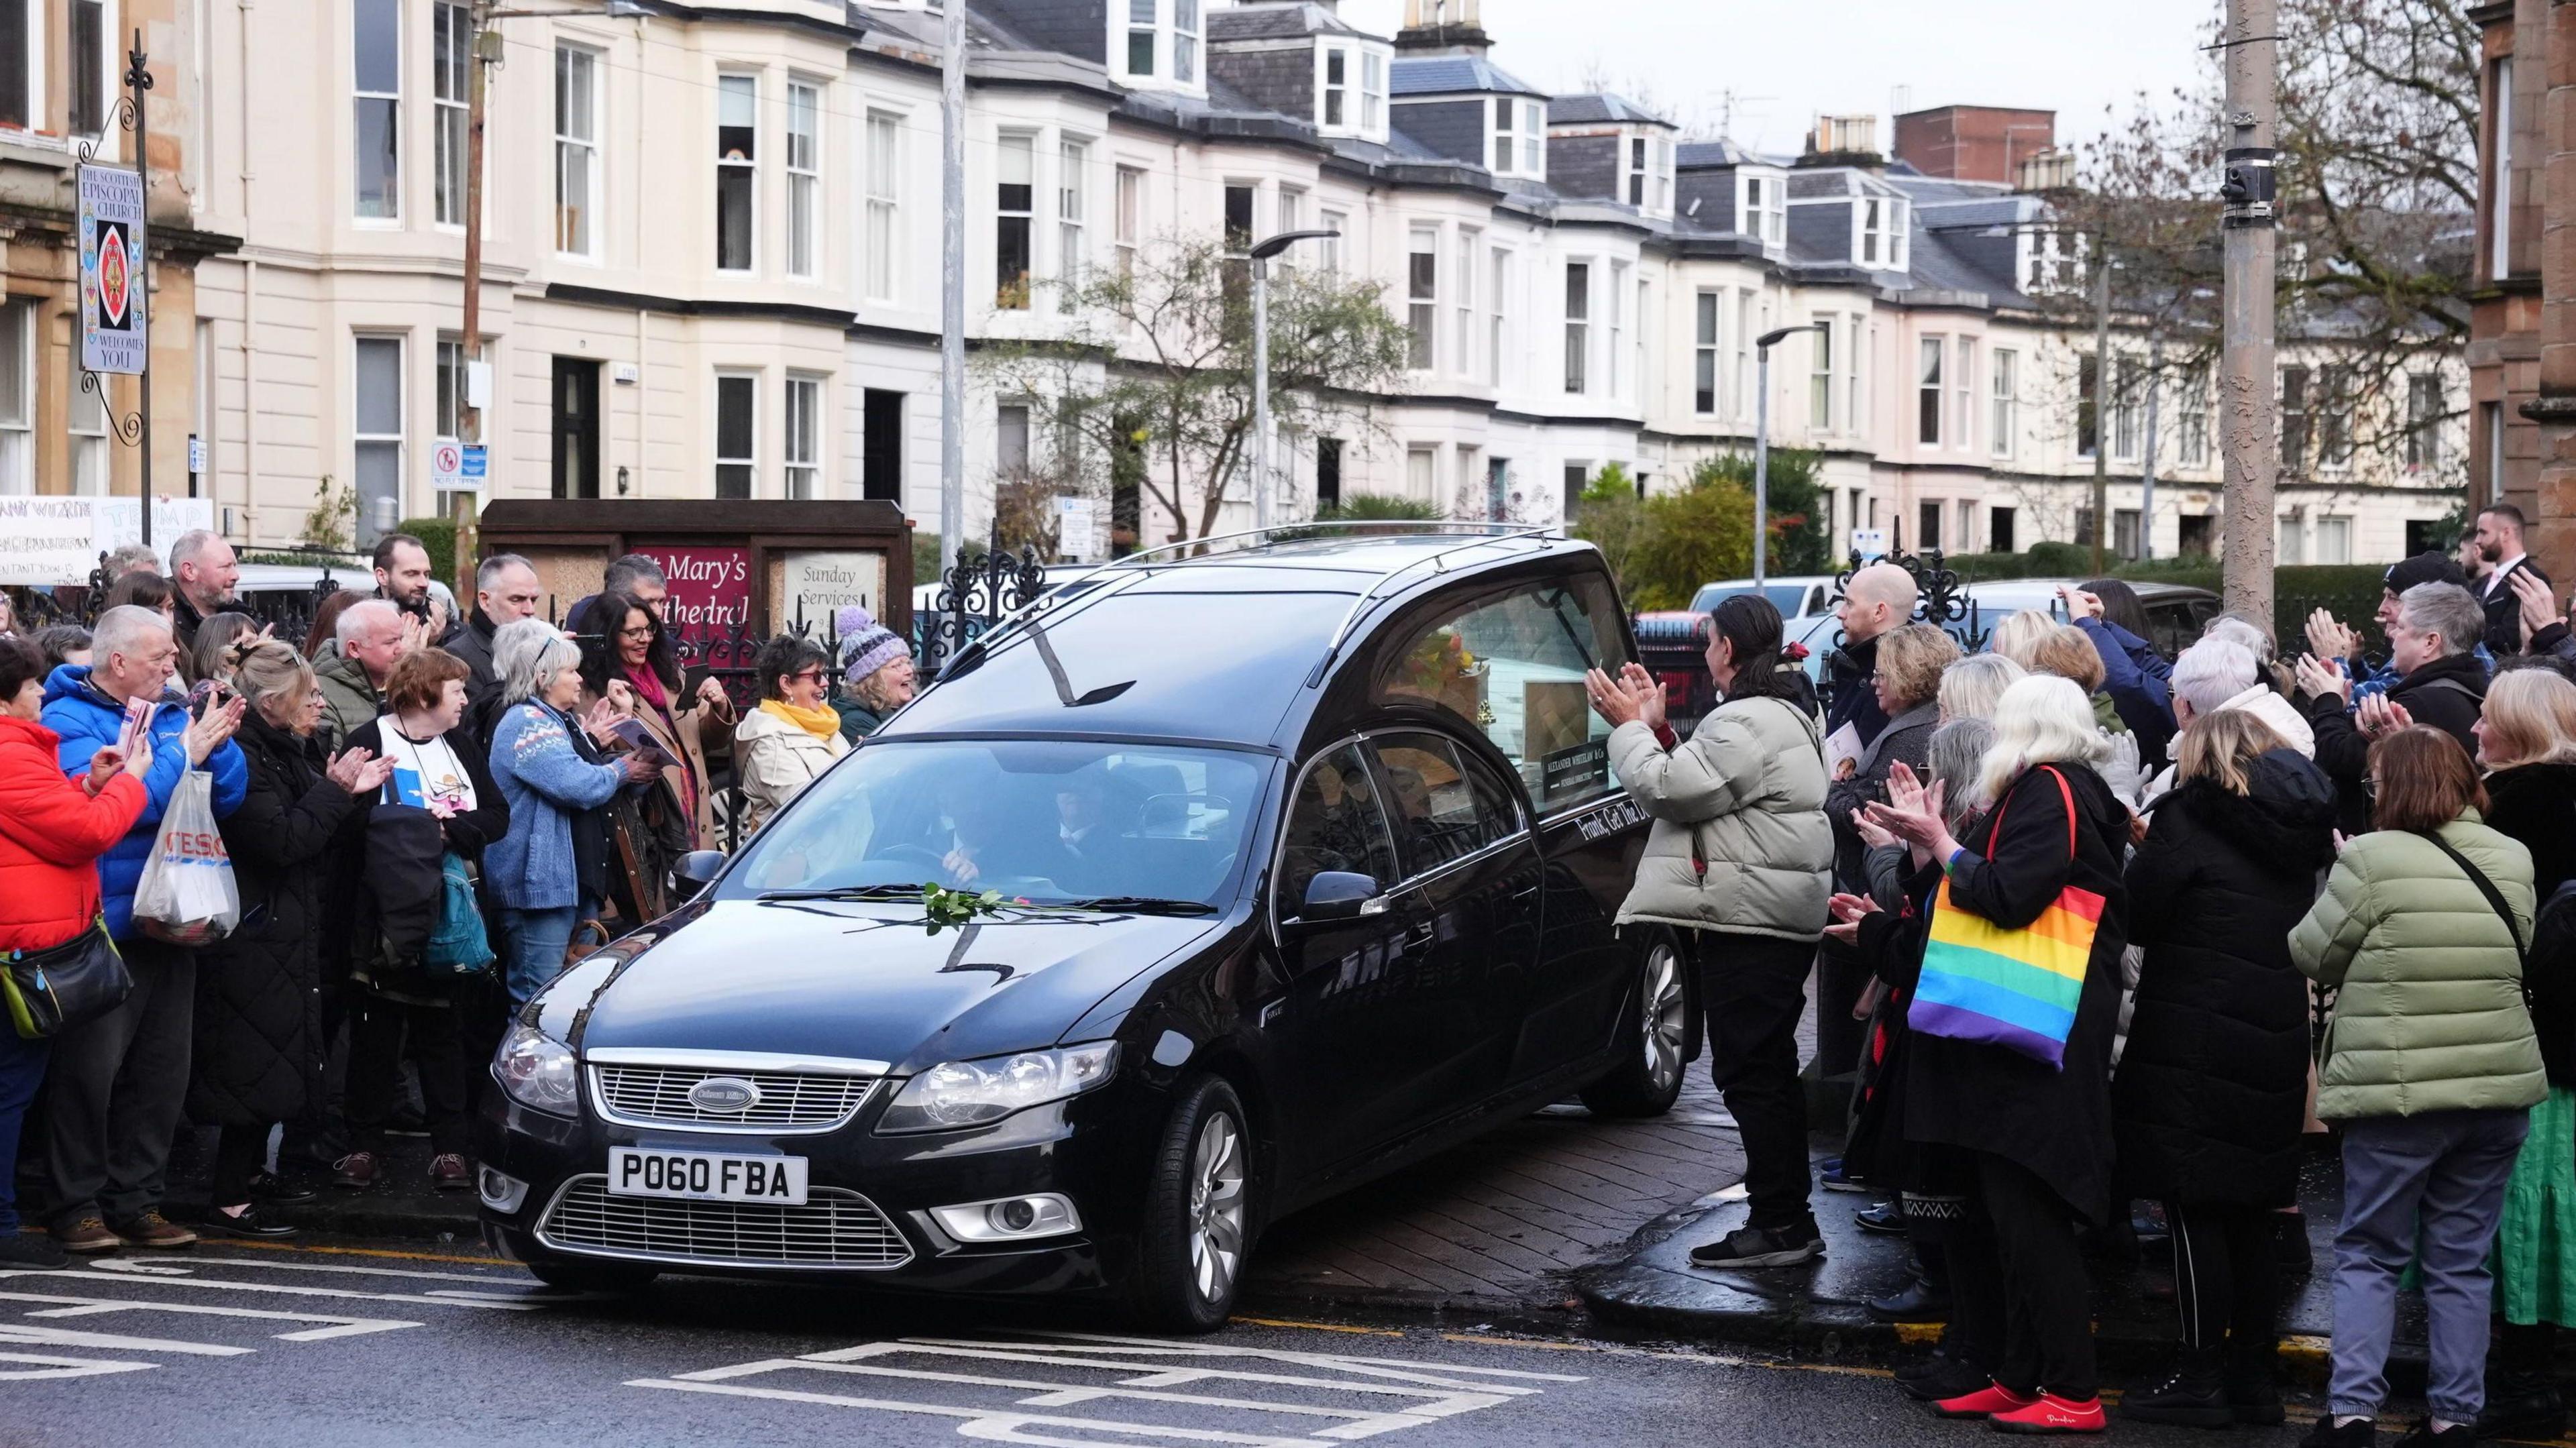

{"left": 725, "top": 739, "right": 1272, "bottom": 911}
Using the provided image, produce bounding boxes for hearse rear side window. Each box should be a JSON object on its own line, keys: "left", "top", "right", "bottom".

{"left": 1372, "top": 573, "right": 1633, "bottom": 814}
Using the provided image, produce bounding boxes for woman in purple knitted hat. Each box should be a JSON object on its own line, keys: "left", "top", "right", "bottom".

{"left": 830, "top": 604, "right": 918, "bottom": 744}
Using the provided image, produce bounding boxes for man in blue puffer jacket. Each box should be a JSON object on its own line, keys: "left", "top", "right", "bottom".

{"left": 30, "top": 605, "right": 248, "bottom": 1254}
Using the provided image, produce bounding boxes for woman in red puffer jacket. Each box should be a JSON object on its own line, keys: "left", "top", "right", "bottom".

{"left": 0, "top": 631, "right": 145, "bottom": 1269}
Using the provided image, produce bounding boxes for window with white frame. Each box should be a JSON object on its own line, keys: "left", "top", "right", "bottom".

{"left": 1563, "top": 262, "right": 1589, "bottom": 394}
{"left": 353, "top": 0, "right": 400, "bottom": 219}
{"left": 1633, "top": 276, "right": 1649, "bottom": 402}
{"left": 1733, "top": 290, "right": 1754, "bottom": 417}
{"left": 1952, "top": 337, "right": 1976, "bottom": 451}
{"left": 1607, "top": 262, "right": 1627, "bottom": 396}
{"left": 1627, "top": 136, "right": 1648, "bottom": 207}
{"left": 435, "top": 336, "right": 466, "bottom": 448}
{"left": 1275, "top": 185, "right": 1304, "bottom": 247}
{"left": 2318, "top": 364, "right": 2353, "bottom": 467}
{"left": 1992, "top": 347, "right": 2019, "bottom": 460}
{"left": 714, "top": 372, "right": 757, "bottom": 499}
{"left": 997, "top": 402, "right": 1030, "bottom": 476}
{"left": 1857, "top": 195, "right": 1909, "bottom": 270}
{"left": 1490, "top": 97, "right": 1544, "bottom": 177}
{"left": 553, "top": 45, "right": 599, "bottom": 256}
{"left": 1174, "top": 0, "right": 1199, "bottom": 83}
{"left": 2316, "top": 514, "right": 2353, "bottom": 565}
{"left": 1454, "top": 230, "right": 1479, "bottom": 382}
{"left": 1058, "top": 139, "right": 1088, "bottom": 282}
{"left": 1809, "top": 316, "right": 1834, "bottom": 431}
{"left": 786, "top": 81, "right": 821, "bottom": 278}
{"left": 716, "top": 74, "right": 757, "bottom": 272}
{"left": 1621, "top": 134, "right": 1672, "bottom": 211}
{"left": 2112, "top": 356, "right": 2141, "bottom": 460}
{"left": 2277, "top": 514, "right": 2305, "bottom": 565}
{"left": 1847, "top": 311, "right": 1866, "bottom": 426}
{"left": 1489, "top": 246, "right": 1509, "bottom": 389}
{"left": 1917, "top": 337, "right": 1943, "bottom": 446}
{"left": 1320, "top": 45, "right": 1350, "bottom": 131}
{"left": 1116, "top": 164, "right": 1144, "bottom": 278}
{"left": 0, "top": 302, "right": 28, "bottom": 493}
{"left": 785, "top": 374, "right": 822, "bottom": 500}
{"left": 69, "top": 372, "right": 107, "bottom": 496}
{"left": 1519, "top": 101, "right": 1542, "bottom": 174}
{"left": 2407, "top": 372, "right": 2442, "bottom": 470}
{"left": 1407, "top": 227, "right": 1437, "bottom": 372}
{"left": 1126, "top": 0, "right": 1156, "bottom": 76}
{"left": 1739, "top": 172, "right": 1786, "bottom": 251}
{"left": 1695, "top": 292, "right": 1719, "bottom": 414}
{"left": 1361, "top": 50, "right": 1384, "bottom": 134}
{"left": 1320, "top": 209, "right": 1346, "bottom": 272}
{"left": 71, "top": 0, "right": 105, "bottom": 135}
{"left": 866, "top": 112, "right": 901, "bottom": 301}
{"left": 1120, "top": 0, "right": 1201, "bottom": 87}
{"left": 2180, "top": 362, "right": 2210, "bottom": 466}
{"left": 430, "top": 4, "right": 468, "bottom": 225}
{"left": 996, "top": 133, "right": 1034, "bottom": 309}
{"left": 1406, "top": 447, "right": 1436, "bottom": 504}
{"left": 352, "top": 336, "right": 404, "bottom": 522}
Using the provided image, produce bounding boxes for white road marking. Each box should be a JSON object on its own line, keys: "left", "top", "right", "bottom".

{"left": 0, "top": 1323, "right": 254, "bottom": 1357}
{"left": 3, "top": 1291, "right": 421, "bottom": 1343}
{"left": 0, "top": 1267, "right": 542, "bottom": 1311}
{"left": 629, "top": 1333, "right": 1582, "bottom": 1446}
{"left": 0, "top": 1348, "right": 159, "bottom": 1381}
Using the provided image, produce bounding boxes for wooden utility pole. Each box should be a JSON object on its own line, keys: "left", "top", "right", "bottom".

{"left": 2218, "top": 0, "right": 2279, "bottom": 622}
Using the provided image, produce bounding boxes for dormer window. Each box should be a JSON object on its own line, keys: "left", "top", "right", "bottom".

{"left": 1739, "top": 172, "right": 1786, "bottom": 250}
{"left": 1624, "top": 133, "right": 1674, "bottom": 215}
{"left": 1316, "top": 41, "right": 1388, "bottom": 141}
{"left": 1120, "top": 0, "right": 1203, "bottom": 89}
{"left": 1857, "top": 196, "right": 1909, "bottom": 270}
{"left": 1491, "top": 98, "right": 1543, "bottom": 177}
{"left": 2021, "top": 225, "right": 2085, "bottom": 293}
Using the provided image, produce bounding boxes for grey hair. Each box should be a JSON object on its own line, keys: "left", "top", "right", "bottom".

{"left": 166, "top": 528, "right": 224, "bottom": 575}
{"left": 602, "top": 553, "right": 667, "bottom": 596}
{"left": 230, "top": 639, "right": 314, "bottom": 725}
{"left": 1937, "top": 653, "right": 2025, "bottom": 722}
{"left": 1928, "top": 716, "right": 1998, "bottom": 827}
{"left": 2397, "top": 581, "right": 2486, "bottom": 659}
{"left": 476, "top": 552, "right": 536, "bottom": 593}
{"left": 335, "top": 598, "right": 402, "bottom": 648}
{"left": 105, "top": 543, "right": 160, "bottom": 578}
{"left": 2172, "top": 636, "right": 2258, "bottom": 716}
{"left": 496, "top": 617, "right": 582, "bottom": 705}
{"left": 2204, "top": 611, "right": 2275, "bottom": 663}
{"left": 91, "top": 604, "right": 171, "bottom": 667}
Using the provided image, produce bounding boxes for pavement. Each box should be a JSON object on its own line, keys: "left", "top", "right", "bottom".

{"left": 0, "top": 1237, "right": 2398, "bottom": 1448}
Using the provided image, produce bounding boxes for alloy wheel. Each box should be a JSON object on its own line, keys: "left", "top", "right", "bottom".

{"left": 1187, "top": 1111, "right": 1246, "bottom": 1304}
{"left": 1643, "top": 943, "right": 1686, "bottom": 1094}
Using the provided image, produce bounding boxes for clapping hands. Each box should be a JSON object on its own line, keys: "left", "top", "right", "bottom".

{"left": 1586, "top": 665, "right": 1664, "bottom": 732}
{"left": 325, "top": 745, "right": 398, "bottom": 797}
{"left": 2305, "top": 608, "right": 2359, "bottom": 664}
{"left": 2513, "top": 567, "right": 2565, "bottom": 647}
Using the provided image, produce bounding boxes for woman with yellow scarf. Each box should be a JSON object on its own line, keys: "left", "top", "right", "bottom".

{"left": 733, "top": 634, "right": 851, "bottom": 838}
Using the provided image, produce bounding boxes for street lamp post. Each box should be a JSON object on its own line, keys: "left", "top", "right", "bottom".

{"left": 1753, "top": 323, "right": 1825, "bottom": 587}
{"left": 1246, "top": 229, "right": 1340, "bottom": 531}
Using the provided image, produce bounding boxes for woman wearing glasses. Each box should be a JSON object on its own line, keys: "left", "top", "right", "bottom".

{"left": 733, "top": 635, "right": 849, "bottom": 838}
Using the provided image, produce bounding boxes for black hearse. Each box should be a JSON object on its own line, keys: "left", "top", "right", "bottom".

{"left": 478, "top": 526, "right": 1690, "bottom": 1329}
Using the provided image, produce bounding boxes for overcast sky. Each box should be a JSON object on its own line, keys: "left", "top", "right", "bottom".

{"left": 1337, "top": 0, "right": 2218, "bottom": 158}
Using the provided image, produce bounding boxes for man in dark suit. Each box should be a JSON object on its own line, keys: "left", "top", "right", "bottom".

{"left": 2475, "top": 504, "right": 2551, "bottom": 657}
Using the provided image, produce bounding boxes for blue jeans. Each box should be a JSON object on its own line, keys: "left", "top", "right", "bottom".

{"left": 0, "top": 1031, "right": 47, "bottom": 1232}
{"left": 2330, "top": 1107, "right": 2531, "bottom": 1422}
{"left": 499, "top": 906, "right": 581, "bottom": 1009}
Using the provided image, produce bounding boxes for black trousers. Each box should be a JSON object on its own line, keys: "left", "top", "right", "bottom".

{"left": 1697, "top": 930, "right": 1815, "bottom": 1233}
{"left": 2167, "top": 1200, "right": 2279, "bottom": 1351}
{"left": 30, "top": 938, "right": 194, "bottom": 1228}
{"left": 1939, "top": 1150, "right": 2099, "bottom": 1400}
{"left": 345, "top": 995, "right": 472, "bottom": 1158}
{"left": 211, "top": 1125, "right": 268, "bottom": 1208}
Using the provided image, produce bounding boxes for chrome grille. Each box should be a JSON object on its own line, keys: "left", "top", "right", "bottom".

{"left": 590, "top": 1065, "right": 875, "bottom": 1131}
{"left": 537, "top": 1175, "right": 913, "bottom": 1270}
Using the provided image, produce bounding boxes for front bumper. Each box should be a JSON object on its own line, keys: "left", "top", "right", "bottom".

{"left": 475, "top": 1070, "right": 1162, "bottom": 1296}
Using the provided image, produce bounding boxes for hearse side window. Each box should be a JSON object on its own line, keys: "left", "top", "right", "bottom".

{"left": 1277, "top": 742, "right": 1400, "bottom": 913}
{"left": 1373, "top": 573, "right": 1633, "bottom": 814}
{"left": 1369, "top": 732, "right": 1520, "bottom": 877}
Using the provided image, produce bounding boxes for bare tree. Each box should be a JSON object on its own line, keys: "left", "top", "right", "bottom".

{"left": 977, "top": 237, "right": 1413, "bottom": 546}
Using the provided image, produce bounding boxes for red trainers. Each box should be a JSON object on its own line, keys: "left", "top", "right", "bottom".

{"left": 1932, "top": 1382, "right": 2041, "bottom": 1420}
{"left": 1990, "top": 1394, "right": 2108, "bottom": 1435}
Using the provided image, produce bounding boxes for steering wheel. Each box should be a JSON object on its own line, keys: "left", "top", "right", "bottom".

{"left": 871, "top": 843, "right": 949, "bottom": 871}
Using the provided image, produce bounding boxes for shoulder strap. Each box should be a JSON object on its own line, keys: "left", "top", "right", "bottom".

{"left": 1975, "top": 766, "right": 2080, "bottom": 865}
{"left": 2414, "top": 829, "right": 2526, "bottom": 961}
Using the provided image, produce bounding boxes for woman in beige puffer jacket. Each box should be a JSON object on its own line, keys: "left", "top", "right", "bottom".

{"left": 1588, "top": 593, "right": 1832, "bottom": 1269}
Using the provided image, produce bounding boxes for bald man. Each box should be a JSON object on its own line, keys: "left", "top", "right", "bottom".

{"left": 1824, "top": 562, "right": 1919, "bottom": 744}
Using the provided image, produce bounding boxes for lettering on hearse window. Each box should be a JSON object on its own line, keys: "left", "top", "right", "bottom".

{"left": 1571, "top": 795, "right": 1646, "bottom": 841}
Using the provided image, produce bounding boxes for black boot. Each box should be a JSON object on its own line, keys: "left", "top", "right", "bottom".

{"left": 2474, "top": 1326, "right": 2565, "bottom": 1443}
{"left": 2224, "top": 1337, "right": 2286, "bottom": 1427}
{"left": 2123, "top": 1343, "right": 2232, "bottom": 1429}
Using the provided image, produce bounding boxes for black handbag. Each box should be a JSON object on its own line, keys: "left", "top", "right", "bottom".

{"left": 1, "top": 919, "right": 131, "bottom": 1040}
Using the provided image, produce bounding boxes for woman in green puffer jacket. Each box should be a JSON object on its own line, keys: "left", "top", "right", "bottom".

{"left": 2290, "top": 725, "right": 2546, "bottom": 1448}
{"left": 1588, "top": 594, "right": 1830, "bottom": 1272}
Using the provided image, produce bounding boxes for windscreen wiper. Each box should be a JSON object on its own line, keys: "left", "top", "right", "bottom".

{"left": 755, "top": 883, "right": 928, "bottom": 901}
{"left": 1042, "top": 896, "right": 1220, "bottom": 917}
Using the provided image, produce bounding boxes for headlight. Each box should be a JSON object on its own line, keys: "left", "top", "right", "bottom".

{"left": 494, "top": 1022, "right": 580, "bottom": 1116}
{"left": 875, "top": 1042, "right": 1118, "bottom": 1134}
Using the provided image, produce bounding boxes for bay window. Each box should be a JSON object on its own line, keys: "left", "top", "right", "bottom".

{"left": 1917, "top": 337, "right": 1943, "bottom": 446}
{"left": 716, "top": 74, "right": 757, "bottom": 272}
{"left": 353, "top": 0, "right": 400, "bottom": 219}
{"left": 996, "top": 133, "right": 1034, "bottom": 308}
{"left": 786, "top": 81, "right": 820, "bottom": 278}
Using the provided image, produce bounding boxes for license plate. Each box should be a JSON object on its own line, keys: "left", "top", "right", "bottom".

{"left": 606, "top": 1148, "right": 809, "bottom": 1205}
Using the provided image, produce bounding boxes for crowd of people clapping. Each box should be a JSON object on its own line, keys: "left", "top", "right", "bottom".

{"left": 1587, "top": 502, "right": 2576, "bottom": 1443}
{"left": 0, "top": 534, "right": 916, "bottom": 1260}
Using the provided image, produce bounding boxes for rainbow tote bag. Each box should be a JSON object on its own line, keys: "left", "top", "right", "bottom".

{"left": 1907, "top": 765, "right": 2103, "bottom": 1070}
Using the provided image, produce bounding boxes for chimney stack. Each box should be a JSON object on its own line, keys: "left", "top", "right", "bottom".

{"left": 1395, "top": 0, "right": 1491, "bottom": 56}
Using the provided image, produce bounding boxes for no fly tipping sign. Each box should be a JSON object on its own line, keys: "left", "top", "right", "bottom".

{"left": 78, "top": 164, "right": 147, "bottom": 376}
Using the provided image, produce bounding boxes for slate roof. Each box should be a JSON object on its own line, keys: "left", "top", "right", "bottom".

{"left": 1208, "top": 3, "right": 1374, "bottom": 42}
{"left": 1389, "top": 55, "right": 1548, "bottom": 99}
{"left": 1548, "top": 93, "right": 1674, "bottom": 127}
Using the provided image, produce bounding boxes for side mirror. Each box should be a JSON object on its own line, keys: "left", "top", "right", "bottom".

{"left": 1297, "top": 871, "right": 1383, "bottom": 925}
{"left": 671, "top": 850, "right": 727, "bottom": 899}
